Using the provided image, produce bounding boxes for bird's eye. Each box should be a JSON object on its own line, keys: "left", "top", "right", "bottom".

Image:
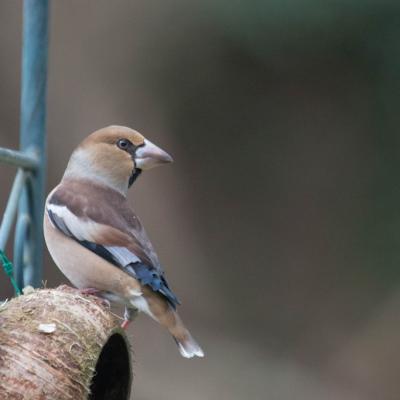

{"left": 117, "top": 138, "right": 131, "bottom": 150}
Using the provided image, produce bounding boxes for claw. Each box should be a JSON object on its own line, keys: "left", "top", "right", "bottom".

{"left": 78, "top": 288, "right": 110, "bottom": 307}
{"left": 79, "top": 287, "right": 100, "bottom": 295}
{"left": 99, "top": 298, "right": 111, "bottom": 308}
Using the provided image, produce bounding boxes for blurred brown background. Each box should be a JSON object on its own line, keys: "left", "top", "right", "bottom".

{"left": 2, "top": 1, "right": 400, "bottom": 399}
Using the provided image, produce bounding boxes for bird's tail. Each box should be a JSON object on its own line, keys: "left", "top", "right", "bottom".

{"left": 167, "top": 308, "right": 204, "bottom": 358}
{"left": 172, "top": 330, "right": 204, "bottom": 359}
{"left": 130, "top": 291, "right": 204, "bottom": 358}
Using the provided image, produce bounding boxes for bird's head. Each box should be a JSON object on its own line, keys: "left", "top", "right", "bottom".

{"left": 63, "top": 125, "right": 173, "bottom": 195}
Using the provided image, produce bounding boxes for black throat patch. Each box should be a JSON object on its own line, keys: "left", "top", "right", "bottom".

{"left": 129, "top": 168, "right": 142, "bottom": 187}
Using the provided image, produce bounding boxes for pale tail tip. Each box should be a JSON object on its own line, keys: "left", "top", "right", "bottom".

{"left": 176, "top": 336, "right": 205, "bottom": 358}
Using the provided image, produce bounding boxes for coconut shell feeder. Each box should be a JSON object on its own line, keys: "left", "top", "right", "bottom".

{"left": 0, "top": 285, "right": 132, "bottom": 399}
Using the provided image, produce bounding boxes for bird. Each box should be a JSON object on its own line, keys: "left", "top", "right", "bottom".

{"left": 43, "top": 125, "right": 204, "bottom": 358}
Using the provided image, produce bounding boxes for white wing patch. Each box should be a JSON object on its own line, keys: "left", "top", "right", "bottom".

{"left": 47, "top": 202, "right": 141, "bottom": 267}
{"left": 104, "top": 245, "right": 140, "bottom": 265}
{"left": 46, "top": 203, "right": 103, "bottom": 242}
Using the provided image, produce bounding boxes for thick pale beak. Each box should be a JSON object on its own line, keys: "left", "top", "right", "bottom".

{"left": 135, "top": 139, "right": 173, "bottom": 170}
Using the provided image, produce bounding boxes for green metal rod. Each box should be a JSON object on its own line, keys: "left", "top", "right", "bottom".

{"left": 18, "top": 0, "right": 49, "bottom": 287}
{"left": 15, "top": 178, "right": 35, "bottom": 290}
{"left": 0, "top": 147, "right": 38, "bottom": 169}
{"left": 0, "top": 170, "right": 27, "bottom": 250}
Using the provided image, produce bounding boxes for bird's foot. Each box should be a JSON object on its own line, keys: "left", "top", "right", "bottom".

{"left": 78, "top": 287, "right": 110, "bottom": 307}
{"left": 99, "top": 298, "right": 111, "bottom": 307}
{"left": 79, "top": 287, "right": 100, "bottom": 295}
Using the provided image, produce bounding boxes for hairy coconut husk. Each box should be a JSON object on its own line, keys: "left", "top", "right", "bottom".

{"left": 0, "top": 285, "right": 132, "bottom": 400}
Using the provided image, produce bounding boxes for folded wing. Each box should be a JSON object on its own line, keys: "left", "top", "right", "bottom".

{"left": 46, "top": 181, "right": 180, "bottom": 308}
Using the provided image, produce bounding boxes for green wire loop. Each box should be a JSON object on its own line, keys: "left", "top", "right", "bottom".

{"left": 0, "top": 250, "right": 21, "bottom": 296}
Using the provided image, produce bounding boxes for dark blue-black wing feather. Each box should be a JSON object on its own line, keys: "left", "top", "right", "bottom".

{"left": 125, "top": 262, "right": 180, "bottom": 308}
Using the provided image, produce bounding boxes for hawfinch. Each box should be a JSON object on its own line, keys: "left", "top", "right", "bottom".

{"left": 43, "top": 125, "right": 204, "bottom": 358}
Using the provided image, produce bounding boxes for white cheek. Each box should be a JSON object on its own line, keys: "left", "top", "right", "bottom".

{"left": 64, "top": 148, "right": 129, "bottom": 196}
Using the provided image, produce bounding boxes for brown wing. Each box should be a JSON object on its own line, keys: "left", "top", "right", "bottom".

{"left": 48, "top": 179, "right": 161, "bottom": 270}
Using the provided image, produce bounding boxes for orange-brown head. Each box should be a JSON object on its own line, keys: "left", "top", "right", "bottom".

{"left": 63, "top": 125, "right": 173, "bottom": 195}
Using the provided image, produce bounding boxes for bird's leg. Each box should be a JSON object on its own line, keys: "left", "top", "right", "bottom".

{"left": 121, "top": 306, "right": 138, "bottom": 330}
{"left": 120, "top": 319, "right": 130, "bottom": 330}
{"left": 79, "top": 287, "right": 100, "bottom": 295}
{"left": 78, "top": 287, "right": 110, "bottom": 307}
